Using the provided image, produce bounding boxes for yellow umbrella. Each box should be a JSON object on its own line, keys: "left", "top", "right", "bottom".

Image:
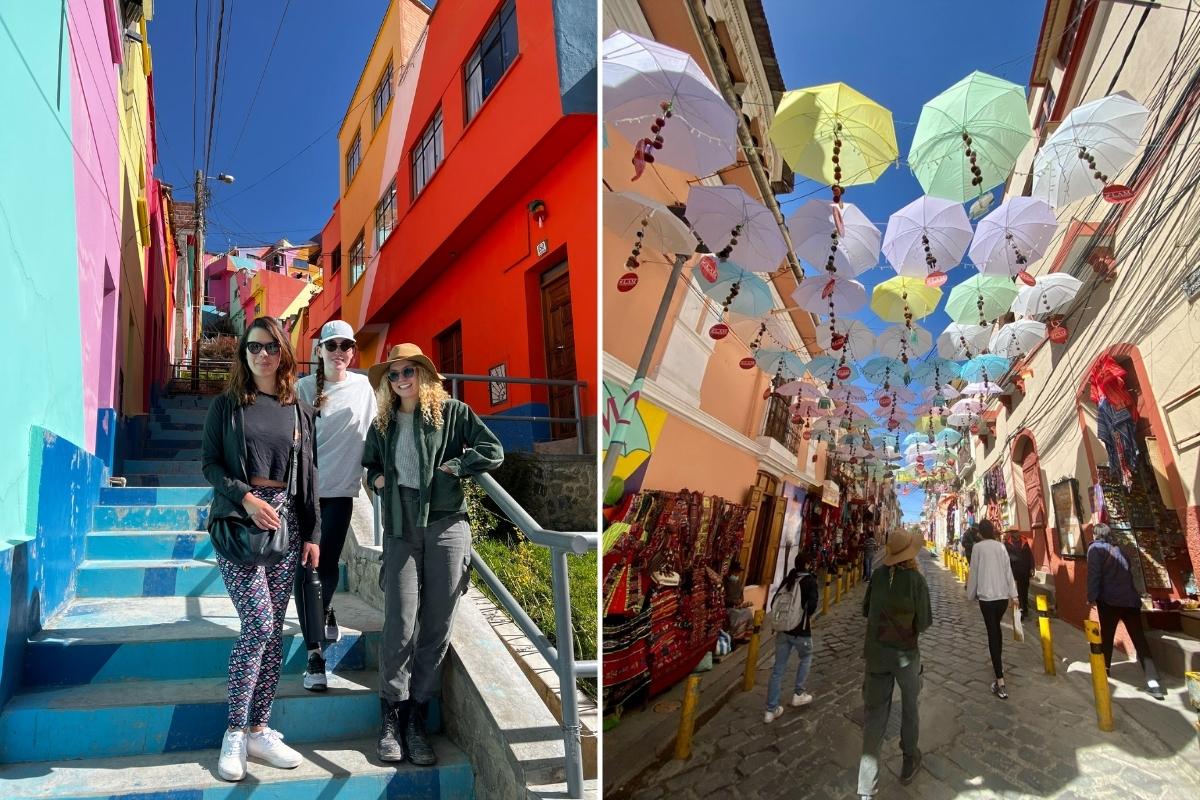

{"left": 913, "top": 415, "right": 947, "bottom": 434}
{"left": 870, "top": 276, "right": 943, "bottom": 322}
{"left": 770, "top": 82, "right": 898, "bottom": 202}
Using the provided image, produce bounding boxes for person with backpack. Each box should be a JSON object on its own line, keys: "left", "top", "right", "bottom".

{"left": 857, "top": 529, "right": 932, "bottom": 798}
{"left": 763, "top": 553, "right": 820, "bottom": 724}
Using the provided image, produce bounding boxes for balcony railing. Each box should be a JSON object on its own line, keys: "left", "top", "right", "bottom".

{"left": 762, "top": 393, "right": 803, "bottom": 452}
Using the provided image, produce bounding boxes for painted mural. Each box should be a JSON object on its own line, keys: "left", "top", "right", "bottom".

{"left": 602, "top": 378, "right": 668, "bottom": 519}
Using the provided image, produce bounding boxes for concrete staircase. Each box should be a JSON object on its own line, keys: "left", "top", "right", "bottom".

{"left": 0, "top": 394, "right": 474, "bottom": 799}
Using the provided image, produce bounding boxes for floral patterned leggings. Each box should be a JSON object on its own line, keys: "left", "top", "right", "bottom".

{"left": 215, "top": 487, "right": 300, "bottom": 729}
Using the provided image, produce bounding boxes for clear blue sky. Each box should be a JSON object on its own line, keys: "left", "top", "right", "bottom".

{"left": 762, "top": 0, "right": 1046, "bottom": 522}
{"left": 150, "top": 1, "right": 393, "bottom": 249}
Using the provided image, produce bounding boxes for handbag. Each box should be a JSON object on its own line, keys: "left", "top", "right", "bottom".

{"left": 208, "top": 406, "right": 300, "bottom": 567}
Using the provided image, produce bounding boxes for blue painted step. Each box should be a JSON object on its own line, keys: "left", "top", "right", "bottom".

{"left": 23, "top": 595, "right": 380, "bottom": 687}
{"left": 75, "top": 559, "right": 349, "bottom": 598}
{"left": 86, "top": 531, "right": 214, "bottom": 560}
{"left": 140, "top": 447, "right": 203, "bottom": 460}
{"left": 152, "top": 408, "right": 210, "bottom": 424}
{"left": 124, "top": 459, "right": 204, "bottom": 476}
{"left": 99, "top": 486, "right": 213, "bottom": 506}
{"left": 0, "top": 737, "right": 473, "bottom": 799}
{"left": 93, "top": 505, "right": 208, "bottom": 531}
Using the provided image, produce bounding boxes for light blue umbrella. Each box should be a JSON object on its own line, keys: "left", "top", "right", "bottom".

{"left": 756, "top": 348, "right": 806, "bottom": 377}
{"left": 807, "top": 356, "right": 859, "bottom": 383}
{"left": 861, "top": 356, "right": 911, "bottom": 386}
{"left": 702, "top": 262, "right": 776, "bottom": 316}
{"left": 936, "top": 428, "right": 964, "bottom": 446}
{"left": 960, "top": 354, "right": 1011, "bottom": 383}
{"left": 911, "top": 357, "right": 962, "bottom": 386}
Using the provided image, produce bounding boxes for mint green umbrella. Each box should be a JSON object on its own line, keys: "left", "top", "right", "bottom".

{"left": 909, "top": 71, "right": 1034, "bottom": 202}
{"left": 945, "top": 275, "right": 1019, "bottom": 325}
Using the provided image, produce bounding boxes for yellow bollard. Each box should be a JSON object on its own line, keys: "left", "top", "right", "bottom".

{"left": 1036, "top": 594, "right": 1056, "bottom": 676}
{"left": 1084, "top": 620, "right": 1114, "bottom": 731}
{"left": 822, "top": 572, "right": 831, "bottom": 615}
{"left": 835, "top": 567, "right": 844, "bottom": 603}
{"left": 742, "top": 610, "right": 765, "bottom": 691}
{"left": 674, "top": 675, "right": 701, "bottom": 759}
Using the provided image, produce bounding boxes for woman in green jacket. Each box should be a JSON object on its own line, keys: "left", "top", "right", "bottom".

{"left": 363, "top": 343, "right": 503, "bottom": 766}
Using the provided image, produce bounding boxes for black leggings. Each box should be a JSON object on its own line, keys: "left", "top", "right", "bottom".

{"left": 979, "top": 599, "right": 1009, "bottom": 679}
{"left": 1098, "top": 601, "right": 1158, "bottom": 677}
{"left": 294, "top": 496, "right": 354, "bottom": 646}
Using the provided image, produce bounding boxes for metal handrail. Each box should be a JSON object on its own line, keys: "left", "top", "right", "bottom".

{"left": 444, "top": 372, "right": 589, "bottom": 456}
{"left": 370, "top": 470, "right": 596, "bottom": 798}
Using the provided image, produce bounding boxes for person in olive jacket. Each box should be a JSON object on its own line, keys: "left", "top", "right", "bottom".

{"left": 363, "top": 343, "right": 503, "bottom": 766}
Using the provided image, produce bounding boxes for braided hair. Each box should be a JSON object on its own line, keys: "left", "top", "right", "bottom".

{"left": 314, "top": 352, "right": 327, "bottom": 410}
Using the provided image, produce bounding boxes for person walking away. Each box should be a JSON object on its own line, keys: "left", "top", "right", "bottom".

{"left": 763, "top": 554, "right": 820, "bottom": 723}
{"left": 1087, "top": 523, "right": 1164, "bottom": 700}
{"left": 966, "top": 520, "right": 1018, "bottom": 700}
{"left": 202, "top": 318, "right": 321, "bottom": 782}
{"left": 1005, "top": 531, "right": 1034, "bottom": 617}
{"left": 363, "top": 344, "right": 504, "bottom": 764}
{"left": 961, "top": 525, "right": 979, "bottom": 563}
{"left": 863, "top": 534, "right": 879, "bottom": 582}
{"left": 294, "top": 321, "right": 377, "bottom": 691}
{"left": 857, "top": 529, "right": 932, "bottom": 798}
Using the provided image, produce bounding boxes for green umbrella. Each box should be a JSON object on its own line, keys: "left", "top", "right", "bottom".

{"left": 909, "top": 71, "right": 1034, "bottom": 202}
{"left": 945, "top": 275, "right": 1019, "bottom": 325}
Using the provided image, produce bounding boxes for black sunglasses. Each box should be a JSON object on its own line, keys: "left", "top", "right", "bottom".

{"left": 323, "top": 340, "right": 355, "bottom": 352}
{"left": 388, "top": 366, "right": 418, "bottom": 382}
{"left": 246, "top": 341, "right": 281, "bottom": 356}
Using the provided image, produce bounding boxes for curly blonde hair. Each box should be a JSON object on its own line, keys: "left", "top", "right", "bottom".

{"left": 373, "top": 362, "right": 449, "bottom": 432}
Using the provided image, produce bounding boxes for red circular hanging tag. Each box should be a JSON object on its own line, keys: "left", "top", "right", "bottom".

{"left": 739, "top": 356, "right": 757, "bottom": 370}
{"left": 617, "top": 272, "right": 639, "bottom": 292}
{"left": 802, "top": 430, "right": 812, "bottom": 441}
{"left": 830, "top": 333, "right": 846, "bottom": 351}
{"left": 878, "top": 394, "right": 892, "bottom": 408}
{"left": 836, "top": 365, "right": 851, "bottom": 380}
{"left": 970, "top": 424, "right": 980, "bottom": 434}
{"left": 791, "top": 413, "right": 803, "bottom": 424}
{"left": 887, "top": 418, "right": 899, "bottom": 431}
{"left": 1049, "top": 324, "right": 1069, "bottom": 344}
{"left": 709, "top": 323, "right": 729, "bottom": 340}
{"left": 763, "top": 388, "right": 773, "bottom": 399}
{"left": 1102, "top": 184, "right": 1134, "bottom": 204}
{"left": 1017, "top": 270, "right": 1037, "bottom": 286}
{"left": 924, "top": 271, "right": 948, "bottom": 288}
{"left": 850, "top": 457, "right": 859, "bottom": 465}
{"left": 698, "top": 254, "right": 719, "bottom": 283}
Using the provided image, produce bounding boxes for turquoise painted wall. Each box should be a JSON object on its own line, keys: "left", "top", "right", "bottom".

{"left": 0, "top": 0, "right": 86, "bottom": 542}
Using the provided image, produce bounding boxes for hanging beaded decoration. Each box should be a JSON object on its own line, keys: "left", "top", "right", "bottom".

{"left": 631, "top": 101, "right": 672, "bottom": 181}
{"left": 617, "top": 217, "right": 651, "bottom": 292}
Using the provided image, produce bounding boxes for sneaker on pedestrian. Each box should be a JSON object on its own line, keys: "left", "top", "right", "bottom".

{"left": 900, "top": 751, "right": 922, "bottom": 785}
{"left": 246, "top": 727, "right": 303, "bottom": 769}
{"left": 763, "top": 705, "right": 784, "bottom": 724}
{"left": 325, "top": 608, "right": 341, "bottom": 643}
{"left": 790, "top": 691, "right": 813, "bottom": 707}
{"left": 217, "top": 728, "right": 247, "bottom": 782}
{"left": 1147, "top": 680, "right": 1165, "bottom": 701}
{"left": 303, "top": 651, "right": 327, "bottom": 692}
{"left": 990, "top": 680, "right": 1009, "bottom": 700}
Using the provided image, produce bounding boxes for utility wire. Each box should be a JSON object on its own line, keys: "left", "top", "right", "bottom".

{"left": 229, "top": 0, "right": 292, "bottom": 160}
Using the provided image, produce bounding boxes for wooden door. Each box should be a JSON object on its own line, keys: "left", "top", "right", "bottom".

{"left": 540, "top": 265, "right": 576, "bottom": 440}
{"left": 1022, "top": 449, "right": 1050, "bottom": 570}
{"left": 759, "top": 496, "right": 788, "bottom": 586}
{"left": 739, "top": 486, "right": 765, "bottom": 573}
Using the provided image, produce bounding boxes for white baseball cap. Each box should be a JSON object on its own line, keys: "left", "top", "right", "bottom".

{"left": 318, "top": 320, "right": 356, "bottom": 344}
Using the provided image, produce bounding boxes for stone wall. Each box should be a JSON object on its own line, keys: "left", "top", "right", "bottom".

{"left": 493, "top": 453, "right": 598, "bottom": 533}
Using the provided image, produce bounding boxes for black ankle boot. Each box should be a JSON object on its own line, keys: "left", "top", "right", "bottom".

{"left": 376, "top": 698, "right": 404, "bottom": 762}
{"left": 402, "top": 701, "right": 437, "bottom": 766}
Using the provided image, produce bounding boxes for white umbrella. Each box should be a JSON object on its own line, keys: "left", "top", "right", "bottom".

{"left": 961, "top": 381, "right": 1004, "bottom": 398}
{"left": 876, "top": 384, "right": 918, "bottom": 404}
{"left": 815, "top": 319, "right": 876, "bottom": 359}
{"left": 791, "top": 274, "right": 868, "bottom": 314}
{"left": 777, "top": 380, "right": 825, "bottom": 400}
{"left": 603, "top": 190, "right": 698, "bottom": 255}
{"left": 922, "top": 383, "right": 961, "bottom": 402}
{"left": 828, "top": 385, "right": 868, "bottom": 403}
{"left": 876, "top": 324, "right": 933, "bottom": 361}
{"left": 729, "top": 313, "right": 791, "bottom": 349}
{"left": 882, "top": 195, "right": 973, "bottom": 281}
{"left": 989, "top": 320, "right": 1047, "bottom": 359}
{"left": 947, "top": 412, "right": 980, "bottom": 429}
{"left": 937, "top": 322, "right": 992, "bottom": 360}
{"left": 969, "top": 197, "right": 1057, "bottom": 278}
{"left": 1033, "top": 92, "right": 1149, "bottom": 208}
{"left": 1010, "top": 273, "right": 1083, "bottom": 317}
{"left": 685, "top": 185, "right": 787, "bottom": 273}
{"left": 951, "top": 398, "right": 986, "bottom": 416}
{"left": 787, "top": 199, "right": 881, "bottom": 276}
{"left": 603, "top": 31, "right": 738, "bottom": 177}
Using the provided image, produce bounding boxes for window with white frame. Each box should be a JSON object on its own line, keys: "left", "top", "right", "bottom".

{"left": 349, "top": 232, "right": 365, "bottom": 285}
{"left": 345, "top": 132, "right": 362, "bottom": 186}
{"left": 410, "top": 109, "right": 444, "bottom": 198}
{"left": 373, "top": 60, "right": 394, "bottom": 129}
{"left": 375, "top": 179, "right": 397, "bottom": 250}
{"left": 465, "top": 0, "right": 518, "bottom": 121}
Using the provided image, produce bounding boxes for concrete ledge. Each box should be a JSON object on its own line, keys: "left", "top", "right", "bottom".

{"left": 1146, "top": 628, "right": 1200, "bottom": 677}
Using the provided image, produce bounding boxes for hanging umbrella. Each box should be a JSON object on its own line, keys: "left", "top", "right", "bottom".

{"left": 922, "top": 383, "right": 961, "bottom": 402}
{"left": 880, "top": 384, "right": 918, "bottom": 404}
{"left": 808, "top": 429, "right": 839, "bottom": 443}
{"left": 903, "top": 432, "right": 933, "bottom": 449}
{"left": 604, "top": 191, "right": 698, "bottom": 255}
{"left": 769, "top": 82, "right": 898, "bottom": 203}
{"left": 913, "top": 415, "right": 948, "bottom": 433}
{"left": 861, "top": 356, "right": 911, "bottom": 386}
{"left": 729, "top": 313, "right": 791, "bottom": 351}
{"left": 828, "top": 385, "right": 868, "bottom": 403}
{"left": 792, "top": 274, "right": 868, "bottom": 314}
{"left": 937, "top": 322, "right": 992, "bottom": 360}
{"left": 787, "top": 199, "right": 881, "bottom": 276}
{"left": 789, "top": 400, "right": 831, "bottom": 423}
{"left": 839, "top": 432, "right": 870, "bottom": 448}
{"left": 702, "top": 262, "right": 775, "bottom": 317}
{"left": 969, "top": 197, "right": 1057, "bottom": 280}
{"left": 961, "top": 381, "right": 1004, "bottom": 398}
{"left": 834, "top": 403, "right": 874, "bottom": 422}
{"left": 945, "top": 275, "right": 1020, "bottom": 325}
{"left": 882, "top": 196, "right": 973, "bottom": 284}
{"left": 876, "top": 324, "right": 934, "bottom": 362}
{"left": 1010, "top": 273, "right": 1083, "bottom": 317}
{"left": 685, "top": 185, "right": 788, "bottom": 272}
{"left": 946, "top": 412, "right": 981, "bottom": 429}
{"left": 602, "top": 31, "right": 738, "bottom": 178}
{"left": 936, "top": 428, "right": 964, "bottom": 446}
{"left": 1032, "top": 92, "right": 1149, "bottom": 208}
{"left": 777, "top": 380, "right": 825, "bottom": 400}
{"left": 807, "top": 356, "right": 859, "bottom": 383}
{"left": 909, "top": 71, "right": 1034, "bottom": 203}
{"left": 815, "top": 319, "right": 876, "bottom": 358}
{"left": 960, "top": 354, "right": 1011, "bottom": 383}
{"left": 756, "top": 348, "right": 807, "bottom": 377}
{"left": 911, "top": 357, "right": 962, "bottom": 387}
{"left": 871, "top": 276, "right": 943, "bottom": 322}
{"left": 989, "top": 320, "right": 1047, "bottom": 359}
{"left": 952, "top": 398, "right": 986, "bottom": 416}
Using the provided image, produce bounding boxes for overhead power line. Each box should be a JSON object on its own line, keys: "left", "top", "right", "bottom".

{"left": 229, "top": 0, "right": 293, "bottom": 160}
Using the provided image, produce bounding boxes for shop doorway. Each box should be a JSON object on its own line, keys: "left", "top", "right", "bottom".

{"left": 742, "top": 472, "right": 785, "bottom": 586}
{"left": 540, "top": 263, "right": 576, "bottom": 440}
{"left": 1013, "top": 434, "right": 1050, "bottom": 571}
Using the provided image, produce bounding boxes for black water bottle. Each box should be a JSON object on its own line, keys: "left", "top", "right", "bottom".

{"left": 302, "top": 566, "right": 325, "bottom": 649}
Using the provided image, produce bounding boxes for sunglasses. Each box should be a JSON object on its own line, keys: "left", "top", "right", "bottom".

{"left": 323, "top": 340, "right": 355, "bottom": 352}
{"left": 388, "top": 366, "right": 419, "bottom": 382}
{"left": 246, "top": 341, "right": 281, "bottom": 356}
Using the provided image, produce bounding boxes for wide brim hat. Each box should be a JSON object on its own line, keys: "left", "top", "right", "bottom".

{"left": 883, "top": 529, "right": 923, "bottom": 566}
{"left": 368, "top": 343, "right": 445, "bottom": 388}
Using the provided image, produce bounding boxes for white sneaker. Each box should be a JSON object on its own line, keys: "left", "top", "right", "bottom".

{"left": 246, "top": 727, "right": 303, "bottom": 769}
{"left": 763, "top": 706, "right": 784, "bottom": 724}
{"left": 217, "top": 729, "right": 247, "bottom": 781}
{"left": 791, "top": 691, "right": 814, "bottom": 707}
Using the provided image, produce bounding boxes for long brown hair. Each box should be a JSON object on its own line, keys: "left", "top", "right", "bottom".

{"left": 226, "top": 317, "right": 298, "bottom": 406}
{"left": 373, "top": 362, "right": 449, "bottom": 432}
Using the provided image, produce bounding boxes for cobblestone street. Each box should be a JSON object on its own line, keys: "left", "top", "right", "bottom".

{"left": 626, "top": 551, "right": 1200, "bottom": 800}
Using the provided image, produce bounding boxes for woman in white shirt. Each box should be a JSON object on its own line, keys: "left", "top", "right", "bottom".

{"left": 294, "top": 321, "right": 377, "bottom": 691}
{"left": 965, "top": 519, "right": 1018, "bottom": 699}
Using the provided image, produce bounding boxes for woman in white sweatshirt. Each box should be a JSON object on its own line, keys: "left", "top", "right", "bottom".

{"left": 965, "top": 519, "right": 1018, "bottom": 699}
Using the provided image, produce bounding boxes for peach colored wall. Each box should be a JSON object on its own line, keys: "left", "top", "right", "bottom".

{"left": 644, "top": 415, "right": 761, "bottom": 502}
